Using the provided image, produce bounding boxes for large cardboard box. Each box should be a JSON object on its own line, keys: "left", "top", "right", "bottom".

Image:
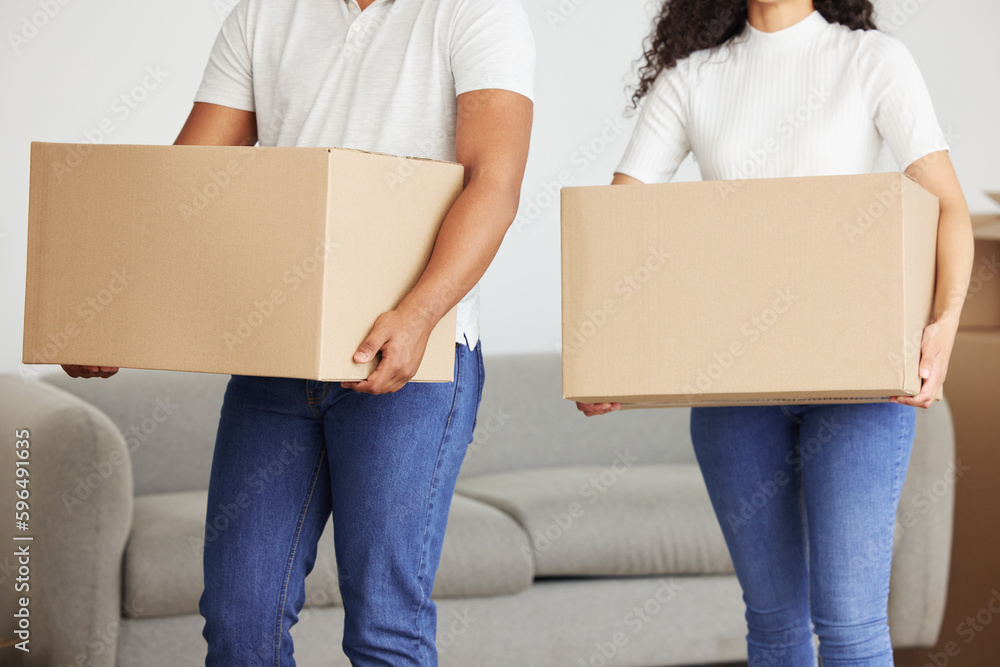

{"left": 896, "top": 200, "right": 1000, "bottom": 667}
{"left": 893, "top": 331, "right": 1000, "bottom": 667}
{"left": 561, "top": 173, "right": 940, "bottom": 407}
{"left": 960, "top": 217, "right": 1000, "bottom": 330}
{"left": 23, "top": 142, "right": 463, "bottom": 381}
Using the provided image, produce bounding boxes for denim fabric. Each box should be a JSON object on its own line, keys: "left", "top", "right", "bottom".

{"left": 691, "top": 402, "right": 915, "bottom": 667}
{"left": 199, "top": 342, "right": 484, "bottom": 666}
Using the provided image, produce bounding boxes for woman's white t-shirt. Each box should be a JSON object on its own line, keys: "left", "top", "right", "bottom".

{"left": 616, "top": 11, "right": 946, "bottom": 183}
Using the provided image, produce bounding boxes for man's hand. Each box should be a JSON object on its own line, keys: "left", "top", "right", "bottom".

{"left": 341, "top": 307, "right": 433, "bottom": 395}
{"left": 342, "top": 89, "right": 532, "bottom": 396}
{"left": 891, "top": 318, "right": 957, "bottom": 409}
{"left": 61, "top": 365, "right": 119, "bottom": 379}
{"left": 576, "top": 401, "right": 621, "bottom": 417}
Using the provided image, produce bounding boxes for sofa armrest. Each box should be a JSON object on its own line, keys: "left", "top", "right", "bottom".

{"left": 0, "top": 375, "right": 133, "bottom": 667}
{"left": 888, "top": 396, "right": 956, "bottom": 647}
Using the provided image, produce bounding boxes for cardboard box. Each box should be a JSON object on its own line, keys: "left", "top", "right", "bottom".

{"left": 561, "top": 173, "right": 940, "bottom": 407}
{"left": 971, "top": 214, "right": 1000, "bottom": 230}
{"left": 894, "top": 330, "right": 1000, "bottom": 666}
{"left": 958, "top": 235, "right": 1000, "bottom": 330}
{"left": 23, "top": 143, "right": 463, "bottom": 381}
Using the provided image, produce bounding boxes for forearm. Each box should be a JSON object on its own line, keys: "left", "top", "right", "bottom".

{"left": 930, "top": 200, "right": 975, "bottom": 328}
{"left": 394, "top": 89, "right": 531, "bottom": 333}
{"left": 905, "top": 151, "right": 974, "bottom": 331}
{"left": 396, "top": 175, "right": 519, "bottom": 328}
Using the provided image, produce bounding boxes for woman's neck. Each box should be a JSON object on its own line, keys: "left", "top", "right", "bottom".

{"left": 747, "top": 1, "right": 816, "bottom": 32}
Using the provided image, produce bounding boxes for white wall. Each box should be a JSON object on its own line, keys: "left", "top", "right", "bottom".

{"left": 1, "top": 0, "right": 997, "bottom": 376}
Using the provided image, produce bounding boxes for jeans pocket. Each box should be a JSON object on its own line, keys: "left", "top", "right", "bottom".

{"left": 476, "top": 344, "right": 485, "bottom": 404}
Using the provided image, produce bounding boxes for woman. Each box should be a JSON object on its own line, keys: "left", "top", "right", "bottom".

{"left": 578, "top": 0, "right": 974, "bottom": 664}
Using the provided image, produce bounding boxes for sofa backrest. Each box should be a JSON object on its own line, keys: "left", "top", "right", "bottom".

{"left": 457, "top": 353, "right": 696, "bottom": 479}
{"left": 43, "top": 353, "right": 696, "bottom": 494}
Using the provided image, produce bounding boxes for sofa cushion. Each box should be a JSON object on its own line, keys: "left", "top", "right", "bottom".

{"left": 125, "top": 491, "right": 534, "bottom": 618}
{"left": 455, "top": 464, "right": 734, "bottom": 578}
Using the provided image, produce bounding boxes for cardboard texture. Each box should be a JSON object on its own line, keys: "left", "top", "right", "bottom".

{"left": 958, "top": 236, "right": 1000, "bottom": 330}
{"left": 561, "top": 173, "right": 940, "bottom": 407}
{"left": 898, "top": 331, "right": 1000, "bottom": 665}
{"left": 970, "top": 215, "right": 1000, "bottom": 240}
{"left": 971, "top": 214, "right": 1000, "bottom": 233}
{"left": 24, "top": 142, "right": 463, "bottom": 381}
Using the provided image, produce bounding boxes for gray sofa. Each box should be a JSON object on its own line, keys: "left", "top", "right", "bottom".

{"left": 0, "top": 353, "right": 954, "bottom": 666}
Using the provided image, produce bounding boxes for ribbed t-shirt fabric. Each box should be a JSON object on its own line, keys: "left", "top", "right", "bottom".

{"left": 616, "top": 11, "right": 946, "bottom": 183}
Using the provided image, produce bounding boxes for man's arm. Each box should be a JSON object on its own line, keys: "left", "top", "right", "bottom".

{"left": 341, "top": 89, "right": 533, "bottom": 395}
{"left": 61, "top": 103, "right": 257, "bottom": 379}
{"left": 174, "top": 102, "right": 258, "bottom": 146}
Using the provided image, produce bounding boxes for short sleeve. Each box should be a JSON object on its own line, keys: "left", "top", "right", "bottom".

{"left": 856, "top": 32, "right": 946, "bottom": 170}
{"left": 193, "top": 0, "right": 255, "bottom": 112}
{"left": 615, "top": 64, "right": 691, "bottom": 184}
{"left": 450, "top": 0, "right": 536, "bottom": 101}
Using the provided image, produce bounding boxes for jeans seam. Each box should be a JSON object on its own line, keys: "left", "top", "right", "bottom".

{"left": 410, "top": 348, "right": 464, "bottom": 662}
{"left": 306, "top": 381, "right": 320, "bottom": 419}
{"left": 779, "top": 405, "right": 801, "bottom": 423}
{"left": 274, "top": 448, "right": 327, "bottom": 665}
{"left": 473, "top": 345, "right": 485, "bottom": 426}
{"left": 883, "top": 407, "right": 912, "bottom": 601}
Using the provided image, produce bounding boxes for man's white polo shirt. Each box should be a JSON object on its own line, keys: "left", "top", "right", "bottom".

{"left": 195, "top": 0, "right": 536, "bottom": 348}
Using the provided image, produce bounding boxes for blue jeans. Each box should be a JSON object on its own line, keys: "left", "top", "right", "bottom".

{"left": 199, "top": 342, "right": 484, "bottom": 666}
{"left": 690, "top": 403, "right": 915, "bottom": 667}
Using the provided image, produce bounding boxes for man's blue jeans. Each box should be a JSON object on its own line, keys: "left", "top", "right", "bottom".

{"left": 199, "top": 342, "right": 484, "bottom": 666}
{"left": 691, "top": 402, "right": 915, "bottom": 667}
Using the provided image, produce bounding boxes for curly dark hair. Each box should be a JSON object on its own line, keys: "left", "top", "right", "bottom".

{"left": 631, "top": 0, "right": 878, "bottom": 107}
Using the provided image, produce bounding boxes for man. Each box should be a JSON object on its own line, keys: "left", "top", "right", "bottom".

{"left": 63, "top": 0, "right": 534, "bottom": 663}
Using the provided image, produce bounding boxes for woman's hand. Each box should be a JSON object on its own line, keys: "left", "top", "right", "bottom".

{"left": 576, "top": 401, "right": 621, "bottom": 417}
{"left": 891, "top": 317, "right": 958, "bottom": 409}
{"left": 893, "top": 151, "right": 975, "bottom": 410}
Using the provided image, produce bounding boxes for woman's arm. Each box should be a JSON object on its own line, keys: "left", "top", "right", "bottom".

{"left": 892, "top": 150, "right": 975, "bottom": 409}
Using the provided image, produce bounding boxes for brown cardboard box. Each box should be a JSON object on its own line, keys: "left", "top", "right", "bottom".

{"left": 958, "top": 234, "right": 1000, "bottom": 330}
{"left": 895, "top": 330, "right": 1000, "bottom": 666}
{"left": 23, "top": 142, "right": 463, "bottom": 381}
{"left": 561, "top": 173, "right": 940, "bottom": 407}
{"left": 895, "top": 196, "right": 1000, "bottom": 666}
{"left": 971, "top": 214, "right": 1000, "bottom": 230}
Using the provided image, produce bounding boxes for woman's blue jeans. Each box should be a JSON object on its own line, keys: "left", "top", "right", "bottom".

{"left": 198, "top": 342, "right": 484, "bottom": 666}
{"left": 691, "top": 402, "right": 915, "bottom": 667}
